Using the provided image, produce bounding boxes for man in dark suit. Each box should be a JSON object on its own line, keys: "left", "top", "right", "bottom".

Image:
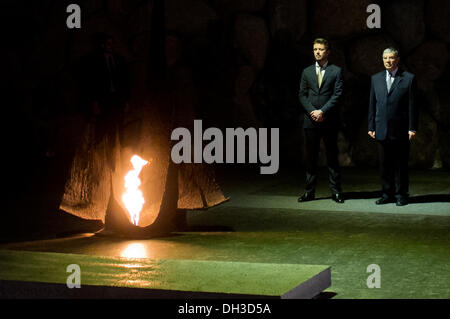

{"left": 298, "top": 38, "right": 344, "bottom": 203}
{"left": 368, "top": 47, "right": 418, "bottom": 206}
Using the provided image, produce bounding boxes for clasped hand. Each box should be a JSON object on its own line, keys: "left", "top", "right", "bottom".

{"left": 310, "top": 110, "right": 324, "bottom": 122}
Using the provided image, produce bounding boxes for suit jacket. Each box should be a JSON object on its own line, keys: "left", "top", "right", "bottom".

{"left": 299, "top": 63, "right": 343, "bottom": 129}
{"left": 368, "top": 69, "right": 418, "bottom": 141}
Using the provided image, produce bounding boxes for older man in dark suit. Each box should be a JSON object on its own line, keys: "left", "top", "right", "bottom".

{"left": 368, "top": 47, "right": 418, "bottom": 206}
{"left": 298, "top": 38, "right": 344, "bottom": 204}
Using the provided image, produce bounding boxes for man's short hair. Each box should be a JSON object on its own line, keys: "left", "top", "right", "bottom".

{"left": 383, "top": 47, "right": 400, "bottom": 58}
{"left": 313, "top": 38, "right": 330, "bottom": 50}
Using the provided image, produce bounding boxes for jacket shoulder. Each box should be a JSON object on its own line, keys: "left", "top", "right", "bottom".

{"left": 328, "top": 64, "right": 342, "bottom": 72}
{"left": 371, "top": 71, "right": 385, "bottom": 81}
{"left": 402, "top": 71, "right": 415, "bottom": 79}
{"left": 303, "top": 64, "right": 315, "bottom": 72}
{"left": 301, "top": 64, "right": 315, "bottom": 77}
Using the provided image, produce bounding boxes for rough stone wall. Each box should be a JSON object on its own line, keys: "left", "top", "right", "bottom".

{"left": 4, "top": 0, "right": 450, "bottom": 174}
{"left": 160, "top": 0, "right": 450, "bottom": 169}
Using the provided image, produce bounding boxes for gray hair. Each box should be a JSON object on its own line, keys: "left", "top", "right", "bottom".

{"left": 383, "top": 47, "right": 400, "bottom": 58}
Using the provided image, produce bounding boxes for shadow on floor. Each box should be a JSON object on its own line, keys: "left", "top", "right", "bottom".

{"left": 341, "top": 191, "right": 382, "bottom": 200}
{"left": 313, "top": 291, "right": 337, "bottom": 299}
{"left": 408, "top": 194, "right": 450, "bottom": 204}
{"left": 313, "top": 191, "right": 382, "bottom": 201}
{"left": 340, "top": 192, "right": 450, "bottom": 204}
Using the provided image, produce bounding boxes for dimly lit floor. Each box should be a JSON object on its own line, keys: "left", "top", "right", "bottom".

{"left": 1, "top": 167, "right": 450, "bottom": 298}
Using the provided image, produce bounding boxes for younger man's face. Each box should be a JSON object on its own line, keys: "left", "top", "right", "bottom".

{"left": 314, "top": 43, "right": 329, "bottom": 63}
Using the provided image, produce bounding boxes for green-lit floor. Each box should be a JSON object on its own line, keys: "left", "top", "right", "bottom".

{"left": 0, "top": 249, "right": 330, "bottom": 298}
{"left": 185, "top": 207, "right": 450, "bottom": 298}
{"left": 1, "top": 168, "right": 449, "bottom": 298}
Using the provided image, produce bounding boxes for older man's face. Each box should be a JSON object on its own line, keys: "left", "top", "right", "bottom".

{"left": 383, "top": 52, "right": 399, "bottom": 72}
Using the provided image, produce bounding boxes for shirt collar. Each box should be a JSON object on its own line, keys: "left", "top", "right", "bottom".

{"left": 386, "top": 67, "right": 399, "bottom": 77}
{"left": 316, "top": 61, "right": 328, "bottom": 69}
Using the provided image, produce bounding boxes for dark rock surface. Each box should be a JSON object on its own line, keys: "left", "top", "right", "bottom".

{"left": 3, "top": 0, "right": 450, "bottom": 239}
{"left": 5, "top": 0, "right": 449, "bottom": 172}
{"left": 426, "top": 0, "right": 450, "bottom": 43}
{"left": 311, "top": 0, "right": 373, "bottom": 38}
{"left": 384, "top": 0, "right": 425, "bottom": 54}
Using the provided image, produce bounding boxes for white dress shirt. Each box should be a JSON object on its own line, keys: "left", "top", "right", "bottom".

{"left": 316, "top": 61, "right": 328, "bottom": 77}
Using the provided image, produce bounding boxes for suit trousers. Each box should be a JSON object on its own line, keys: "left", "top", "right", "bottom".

{"left": 377, "top": 139, "right": 410, "bottom": 198}
{"left": 304, "top": 127, "right": 342, "bottom": 195}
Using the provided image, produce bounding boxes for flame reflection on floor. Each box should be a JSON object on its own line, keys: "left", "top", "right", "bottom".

{"left": 120, "top": 243, "right": 149, "bottom": 259}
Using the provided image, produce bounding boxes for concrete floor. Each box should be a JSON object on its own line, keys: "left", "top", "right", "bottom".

{"left": 1, "top": 167, "right": 450, "bottom": 298}
{"left": 219, "top": 167, "right": 450, "bottom": 216}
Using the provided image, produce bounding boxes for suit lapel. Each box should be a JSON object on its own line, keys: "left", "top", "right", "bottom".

{"left": 306, "top": 65, "right": 318, "bottom": 90}
{"left": 320, "top": 65, "right": 331, "bottom": 89}
{"left": 311, "top": 64, "right": 331, "bottom": 91}
{"left": 377, "top": 72, "right": 388, "bottom": 96}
